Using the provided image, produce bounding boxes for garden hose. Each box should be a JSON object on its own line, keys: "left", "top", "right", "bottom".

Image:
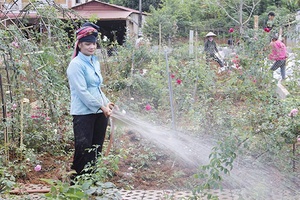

{"left": 105, "top": 102, "right": 116, "bottom": 156}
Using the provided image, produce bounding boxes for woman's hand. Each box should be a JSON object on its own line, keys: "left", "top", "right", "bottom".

{"left": 101, "top": 106, "right": 112, "bottom": 118}
{"left": 107, "top": 102, "right": 115, "bottom": 109}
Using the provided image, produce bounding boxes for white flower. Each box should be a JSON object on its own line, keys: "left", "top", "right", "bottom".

{"left": 128, "top": 166, "right": 133, "bottom": 171}
{"left": 103, "top": 36, "right": 108, "bottom": 42}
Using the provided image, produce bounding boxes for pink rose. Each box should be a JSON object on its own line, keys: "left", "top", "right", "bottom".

{"left": 11, "top": 41, "right": 19, "bottom": 48}
{"left": 289, "top": 109, "right": 298, "bottom": 117}
{"left": 145, "top": 104, "right": 151, "bottom": 111}
{"left": 34, "top": 165, "right": 41, "bottom": 172}
{"left": 12, "top": 103, "right": 17, "bottom": 110}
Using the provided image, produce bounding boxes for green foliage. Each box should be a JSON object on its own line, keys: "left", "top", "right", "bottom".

{"left": 143, "top": 5, "right": 178, "bottom": 44}
{"left": 42, "top": 179, "right": 89, "bottom": 200}
{"left": 105, "top": 0, "right": 162, "bottom": 12}
{"left": 0, "top": 168, "right": 16, "bottom": 194}
{"left": 43, "top": 178, "right": 121, "bottom": 200}
{"left": 0, "top": 0, "right": 75, "bottom": 160}
{"left": 274, "top": 100, "right": 300, "bottom": 144}
{"left": 143, "top": 0, "right": 225, "bottom": 39}
{"left": 142, "top": 0, "right": 297, "bottom": 39}
{"left": 193, "top": 136, "right": 237, "bottom": 199}
{"left": 0, "top": 1, "right": 298, "bottom": 198}
{"left": 129, "top": 145, "right": 158, "bottom": 169}
{"left": 41, "top": 149, "right": 123, "bottom": 199}
{"left": 77, "top": 152, "right": 122, "bottom": 184}
{"left": 282, "top": 0, "right": 300, "bottom": 12}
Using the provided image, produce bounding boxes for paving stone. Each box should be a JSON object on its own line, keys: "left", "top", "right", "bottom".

{"left": 276, "top": 82, "right": 290, "bottom": 99}
{"left": 4, "top": 184, "right": 300, "bottom": 200}
{"left": 120, "top": 190, "right": 147, "bottom": 199}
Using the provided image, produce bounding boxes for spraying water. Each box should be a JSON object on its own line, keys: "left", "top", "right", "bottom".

{"left": 110, "top": 109, "right": 300, "bottom": 199}
{"left": 112, "top": 109, "right": 213, "bottom": 167}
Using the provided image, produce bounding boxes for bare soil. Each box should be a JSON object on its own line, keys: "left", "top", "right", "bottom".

{"left": 16, "top": 130, "right": 198, "bottom": 191}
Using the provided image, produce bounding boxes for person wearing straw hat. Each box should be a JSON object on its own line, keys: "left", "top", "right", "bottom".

{"left": 67, "top": 22, "right": 113, "bottom": 184}
{"left": 268, "top": 33, "right": 287, "bottom": 80}
{"left": 204, "top": 32, "right": 224, "bottom": 68}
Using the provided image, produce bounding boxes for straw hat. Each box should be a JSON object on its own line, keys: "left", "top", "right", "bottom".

{"left": 206, "top": 32, "right": 217, "bottom": 37}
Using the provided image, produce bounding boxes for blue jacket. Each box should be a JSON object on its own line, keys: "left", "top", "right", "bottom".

{"left": 67, "top": 52, "right": 109, "bottom": 115}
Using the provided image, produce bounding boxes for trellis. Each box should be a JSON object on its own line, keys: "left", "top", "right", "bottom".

{"left": 0, "top": 0, "right": 81, "bottom": 164}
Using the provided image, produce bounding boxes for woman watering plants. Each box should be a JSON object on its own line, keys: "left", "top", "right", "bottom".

{"left": 67, "top": 22, "right": 113, "bottom": 184}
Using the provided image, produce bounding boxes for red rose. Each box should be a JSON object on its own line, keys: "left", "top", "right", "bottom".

{"left": 264, "top": 27, "right": 270, "bottom": 32}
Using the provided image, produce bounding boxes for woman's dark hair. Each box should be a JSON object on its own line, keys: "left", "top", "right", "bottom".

{"left": 268, "top": 12, "right": 275, "bottom": 17}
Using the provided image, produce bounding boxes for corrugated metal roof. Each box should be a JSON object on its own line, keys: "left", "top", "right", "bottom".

{"left": 0, "top": 10, "right": 132, "bottom": 20}
{"left": 74, "top": 10, "right": 132, "bottom": 20}
{"left": 72, "top": 0, "right": 143, "bottom": 15}
{"left": 0, "top": 0, "right": 145, "bottom": 20}
{"left": 0, "top": 13, "right": 38, "bottom": 19}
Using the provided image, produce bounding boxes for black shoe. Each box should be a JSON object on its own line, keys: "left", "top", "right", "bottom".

{"left": 69, "top": 170, "right": 77, "bottom": 186}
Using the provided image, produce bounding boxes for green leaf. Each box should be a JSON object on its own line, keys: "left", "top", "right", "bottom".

{"left": 85, "top": 187, "right": 97, "bottom": 195}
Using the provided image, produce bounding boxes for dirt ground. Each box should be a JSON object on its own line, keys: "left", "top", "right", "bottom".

{"left": 16, "top": 130, "right": 198, "bottom": 191}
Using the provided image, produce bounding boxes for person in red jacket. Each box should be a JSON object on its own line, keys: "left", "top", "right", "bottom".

{"left": 269, "top": 34, "right": 288, "bottom": 80}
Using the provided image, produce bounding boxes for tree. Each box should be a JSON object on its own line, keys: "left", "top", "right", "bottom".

{"left": 143, "top": 5, "right": 177, "bottom": 44}
{"left": 213, "top": 0, "right": 262, "bottom": 34}
{"left": 190, "top": 0, "right": 227, "bottom": 33}
{"left": 159, "top": 0, "right": 193, "bottom": 36}
{"left": 282, "top": 0, "right": 300, "bottom": 12}
{"left": 144, "top": 0, "right": 225, "bottom": 37}
{"left": 104, "top": 0, "right": 162, "bottom": 12}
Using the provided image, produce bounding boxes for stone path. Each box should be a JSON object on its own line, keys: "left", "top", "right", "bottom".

{"left": 2, "top": 183, "right": 300, "bottom": 199}
{"left": 120, "top": 189, "right": 239, "bottom": 200}
{"left": 2, "top": 184, "right": 240, "bottom": 199}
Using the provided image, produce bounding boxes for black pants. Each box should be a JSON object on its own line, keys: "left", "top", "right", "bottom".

{"left": 71, "top": 113, "right": 108, "bottom": 175}
{"left": 270, "top": 59, "right": 286, "bottom": 80}
{"left": 206, "top": 53, "right": 224, "bottom": 68}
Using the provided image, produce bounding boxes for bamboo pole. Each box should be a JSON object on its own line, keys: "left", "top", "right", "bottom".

{"left": 193, "top": 30, "right": 198, "bottom": 102}
{"left": 159, "top": 23, "right": 161, "bottom": 66}
{"left": 0, "top": 74, "right": 9, "bottom": 163}
{"left": 20, "top": 99, "right": 24, "bottom": 148}
{"left": 292, "top": 143, "right": 296, "bottom": 172}
{"left": 165, "top": 51, "right": 176, "bottom": 130}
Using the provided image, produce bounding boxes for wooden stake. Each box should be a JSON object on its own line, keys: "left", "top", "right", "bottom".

{"left": 20, "top": 99, "right": 24, "bottom": 148}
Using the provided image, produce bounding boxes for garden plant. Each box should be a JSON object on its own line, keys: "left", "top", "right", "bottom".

{"left": 0, "top": 0, "right": 299, "bottom": 199}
